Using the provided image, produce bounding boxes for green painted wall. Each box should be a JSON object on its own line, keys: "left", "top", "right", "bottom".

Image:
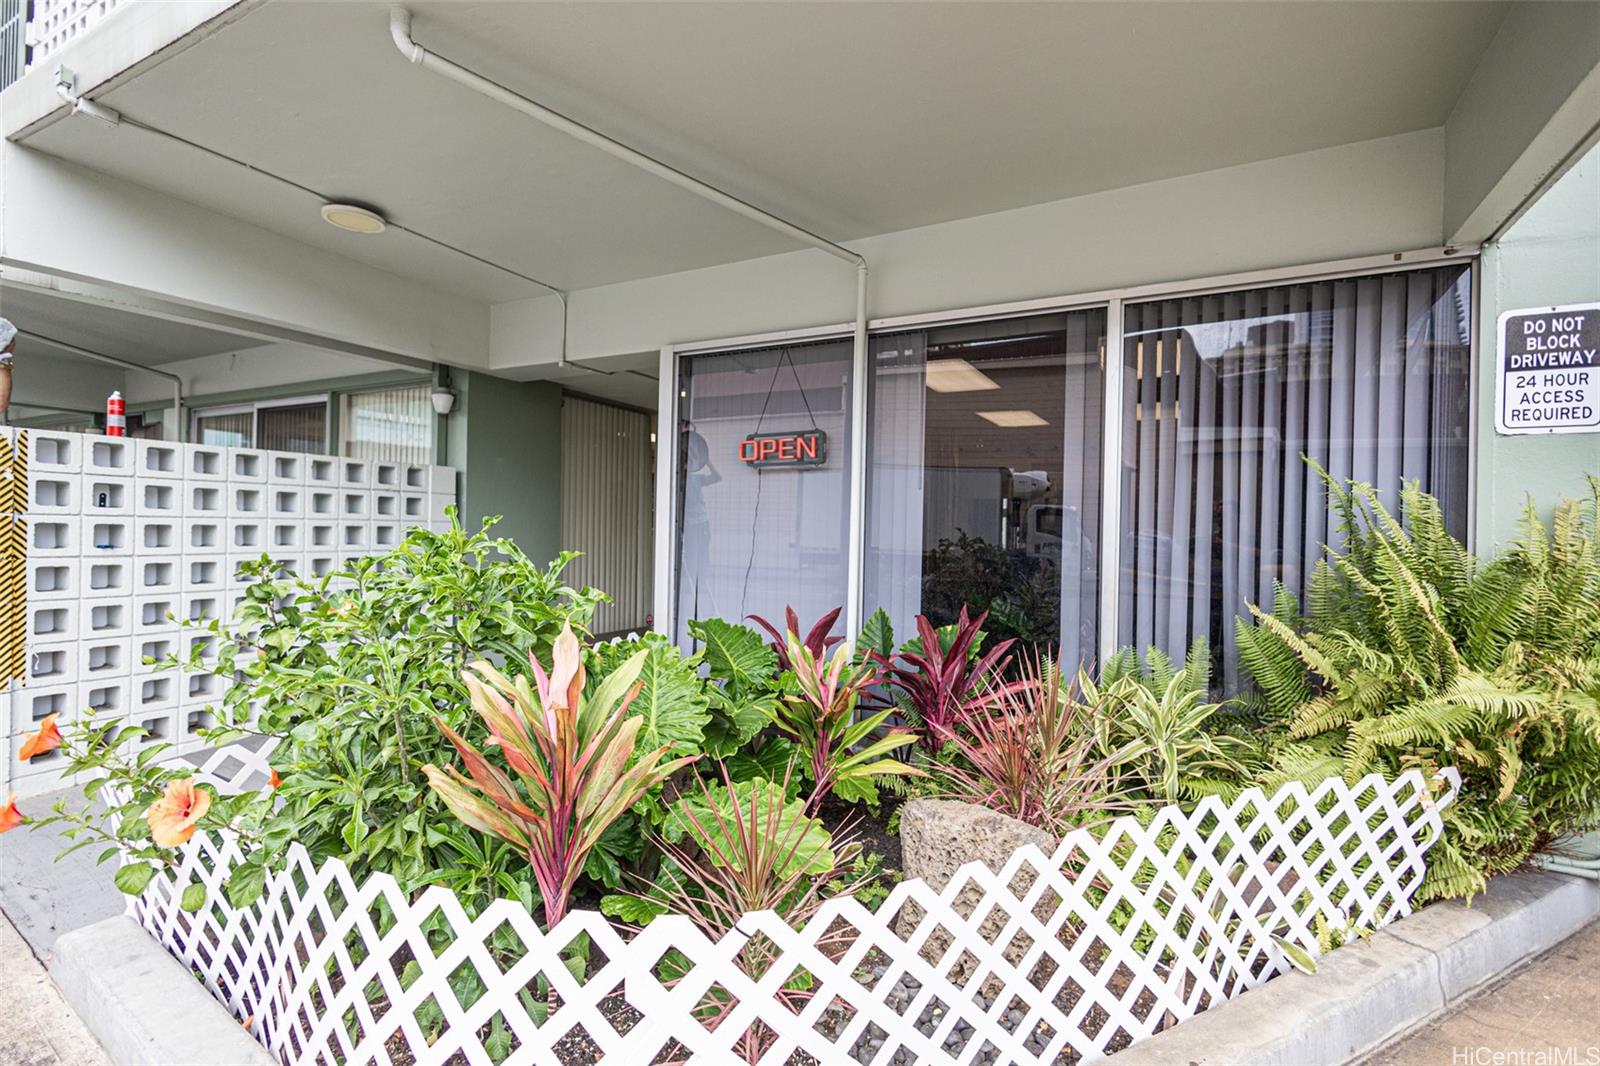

{"left": 1475, "top": 143, "right": 1600, "bottom": 552}
{"left": 447, "top": 371, "right": 562, "bottom": 563}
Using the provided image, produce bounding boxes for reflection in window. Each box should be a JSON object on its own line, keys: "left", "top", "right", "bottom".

{"left": 675, "top": 340, "right": 853, "bottom": 648}
{"left": 866, "top": 311, "right": 1106, "bottom": 666}
{"left": 1118, "top": 265, "right": 1472, "bottom": 685}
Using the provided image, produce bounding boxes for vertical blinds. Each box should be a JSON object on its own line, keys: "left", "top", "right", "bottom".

{"left": 194, "top": 411, "right": 253, "bottom": 448}
{"left": 341, "top": 385, "right": 433, "bottom": 466}
{"left": 561, "top": 396, "right": 655, "bottom": 636}
{"left": 1117, "top": 264, "right": 1472, "bottom": 684}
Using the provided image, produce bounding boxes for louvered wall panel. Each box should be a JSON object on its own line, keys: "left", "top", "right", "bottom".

{"left": 560, "top": 396, "right": 654, "bottom": 635}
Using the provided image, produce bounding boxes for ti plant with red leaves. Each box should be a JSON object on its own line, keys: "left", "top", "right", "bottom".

{"left": 939, "top": 653, "right": 1128, "bottom": 837}
{"left": 880, "top": 606, "right": 1016, "bottom": 754}
{"left": 765, "top": 633, "right": 923, "bottom": 808}
{"left": 423, "top": 624, "right": 697, "bottom": 927}
{"left": 748, "top": 605, "right": 843, "bottom": 673}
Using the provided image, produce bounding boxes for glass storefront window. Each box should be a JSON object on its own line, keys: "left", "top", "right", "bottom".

{"left": 865, "top": 310, "right": 1106, "bottom": 666}
{"left": 674, "top": 339, "right": 854, "bottom": 648}
{"left": 1117, "top": 264, "right": 1473, "bottom": 686}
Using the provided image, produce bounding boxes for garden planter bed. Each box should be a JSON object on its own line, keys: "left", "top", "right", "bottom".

{"left": 124, "top": 743, "right": 1455, "bottom": 1066}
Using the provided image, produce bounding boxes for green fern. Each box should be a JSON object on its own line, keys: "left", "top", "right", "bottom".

{"left": 1240, "top": 472, "right": 1600, "bottom": 901}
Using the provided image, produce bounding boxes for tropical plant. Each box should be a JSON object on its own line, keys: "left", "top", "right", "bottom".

{"left": 879, "top": 606, "right": 1015, "bottom": 754}
{"left": 1082, "top": 641, "right": 1256, "bottom": 805}
{"left": 938, "top": 654, "right": 1126, "bottom": 836}
{"left": 748, "top": 605, "right": 843, "bottom": 673}
{"left": 424, "top": 624, "right": 698, "bottom": 926}
{"left": 688, "top": 616, "right": 784, "bottom": 758}
{"left": 607, "top": 768, "right": 867, "bottom": 1064}
{"left": 144, "top": 512, "right": 606, "bottom": 907}
{"left": 13, "top": 705, "right": 276, "bottom": 907}
{"left": 766, "top": 633, "right": 923, "bottom": 808}
{"left": 1237, "top": 470, "right": 1600, "bottom": 900}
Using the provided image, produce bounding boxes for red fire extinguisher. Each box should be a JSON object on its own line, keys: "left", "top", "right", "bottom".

{"left": 106, "top": 390, "right": 126, "bottom": 437}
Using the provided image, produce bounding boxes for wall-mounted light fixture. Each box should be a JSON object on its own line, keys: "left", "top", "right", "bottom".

{"left": 430, "top": 386, "right": 457, "bottom": 416}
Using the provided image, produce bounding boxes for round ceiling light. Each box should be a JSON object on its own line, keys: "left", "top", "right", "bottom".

{"left": 320, "top": 203, "right": 388, "bottom": 234}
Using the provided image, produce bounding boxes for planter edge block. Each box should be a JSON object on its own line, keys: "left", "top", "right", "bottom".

{"left": 51, "top": 915, "right": 276, "bottom": 1066}
{"left": 1118, "top": 870, "right": 1600, "bottom": 1065}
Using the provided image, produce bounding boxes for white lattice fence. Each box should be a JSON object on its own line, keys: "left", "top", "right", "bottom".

{"left": 127, "top": 762, "right": 1455, "bottom": 1066}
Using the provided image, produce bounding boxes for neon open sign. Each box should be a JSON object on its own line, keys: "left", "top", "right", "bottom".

{"left": 738, "top": 429, "right": 828, "bottom": 468}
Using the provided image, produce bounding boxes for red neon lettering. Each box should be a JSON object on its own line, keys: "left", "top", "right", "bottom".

{"left": 758, "top": 438, "right": 779, "bottom": 461}
{"left": 777, "top": 437, "right": 797, "bottom": 460}
{"left": 738, "top": 439, "right": 758, "bottom": 462}
{"left": 797, "top": 435, "right": 817, "bottom": 460}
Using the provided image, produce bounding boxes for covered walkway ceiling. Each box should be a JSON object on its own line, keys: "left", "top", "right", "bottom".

{"left": 13, "top": 1, "right": 1510, "bottom": 302}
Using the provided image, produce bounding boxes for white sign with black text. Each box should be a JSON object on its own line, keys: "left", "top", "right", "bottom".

{"left": 1495, "top": 302, "right": 1600, "bottom": 435}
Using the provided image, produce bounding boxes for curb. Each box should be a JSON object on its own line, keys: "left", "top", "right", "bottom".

{"left": 51, "top": 915, "right": 276, "bottom": 1066}
{"left": 1121, "top": 870, "right": 1600, "bottom": 1065}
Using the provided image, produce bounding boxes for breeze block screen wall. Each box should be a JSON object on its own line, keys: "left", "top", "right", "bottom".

{"left": 1, "top": 429, "right": 457, "bottom": 799}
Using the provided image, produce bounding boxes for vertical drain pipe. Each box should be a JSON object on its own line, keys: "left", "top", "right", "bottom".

{"left": 388, "top": 6, "right": 873, "bottom": 632}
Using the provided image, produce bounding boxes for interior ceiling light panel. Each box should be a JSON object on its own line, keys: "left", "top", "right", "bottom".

{"left": 977, "top": 409, "right": 1048, "bottom": 427}
{"left": 924, "top": 358, "right": 1001, "bottom": 393}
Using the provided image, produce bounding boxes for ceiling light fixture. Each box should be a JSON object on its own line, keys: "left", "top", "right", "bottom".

{"left": 977, "top": 409, "right": 1048, "bottom": 428}
{"left": 924, "top": 358, "right": 1000, "bottom": 393}
{"left": 320, "top": 203, "right": 388, "bottom": 234}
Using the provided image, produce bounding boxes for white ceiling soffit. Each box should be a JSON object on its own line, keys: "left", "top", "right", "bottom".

{"left": 20, "top": 1, "right": 1508, "bottom": 300}
{"left": 0, "top": 283, "right": 272, "bottom": 369}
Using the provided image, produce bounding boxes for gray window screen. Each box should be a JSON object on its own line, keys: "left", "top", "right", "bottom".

{"left": 1117, "top": 264, "right": 1473, "bottom": 684}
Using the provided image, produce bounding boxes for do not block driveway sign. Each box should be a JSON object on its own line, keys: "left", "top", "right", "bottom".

{"left": 1495, "top": 302, "right": 1600, "bottom": 435}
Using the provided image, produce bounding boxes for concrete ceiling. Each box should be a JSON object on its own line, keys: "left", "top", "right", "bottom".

{"left": 21, "top": 1, "right": 1508, "bottom": 301}
{"left": 0, "top": 283, "right": 271, "bottom": 368}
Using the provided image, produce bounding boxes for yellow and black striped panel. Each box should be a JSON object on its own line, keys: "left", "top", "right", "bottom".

{"left": 0, "top": 429, "right": 26, "bottom": 516}
{"left": 0, "top": 522, "right": 23, "bottom": 686}
{"left": 0, "top": 430, "right": 24, "bottom": 684}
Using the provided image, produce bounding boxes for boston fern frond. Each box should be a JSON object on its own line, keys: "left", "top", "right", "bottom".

{"left": 1240, "top": 466, "right": 1600, "bottom": 901}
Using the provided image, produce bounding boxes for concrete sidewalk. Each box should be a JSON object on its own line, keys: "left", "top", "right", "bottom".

{"left": 1366, "top": 917, "right": 1600, "bottom": 1066}
{"left": 0, "top": 910, "right": 110, "bottom": 1066}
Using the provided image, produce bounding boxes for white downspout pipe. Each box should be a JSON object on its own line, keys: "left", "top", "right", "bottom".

{"left": 389, "top": 6, "right": 873, "bottom": 631}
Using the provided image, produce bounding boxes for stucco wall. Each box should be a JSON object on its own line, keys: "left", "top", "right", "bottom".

{"left": 1474, "top": 143, "right": 1600, "bottom": 552}
{"left": 446, "top": 371, "right": 563, "bottom": 564}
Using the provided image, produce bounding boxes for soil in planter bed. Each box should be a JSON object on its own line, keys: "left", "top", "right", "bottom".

{"left": 813, "top": 792, "right": 904, "bottom": 883}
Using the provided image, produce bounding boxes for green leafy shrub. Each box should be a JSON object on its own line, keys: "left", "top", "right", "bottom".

{"left": 1237, "top": 472, "right": 1600, "bottom": 900}
{"left": 35, "top": 513, "right": 605, "bottom": 912}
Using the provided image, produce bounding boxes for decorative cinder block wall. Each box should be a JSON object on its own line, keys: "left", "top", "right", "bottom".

{"left": 0, "top": 429, "right": 457, "bottom": 798}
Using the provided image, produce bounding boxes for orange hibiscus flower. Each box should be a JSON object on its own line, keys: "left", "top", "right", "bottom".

{"left": 146, "top": 778, "right": 211, "bottom": 847}
{"left": 0, "top": 794, "right": 23, "bottom": 835}
{"left": 17, "top": 713, "right": 62, "bottom": 761}
{"left": 267, "top": 769, "right": 282, "bottom": 790}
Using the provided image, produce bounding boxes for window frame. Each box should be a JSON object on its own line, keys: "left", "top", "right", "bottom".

{"left": 655, "top": 245, "right": 1480, "bottom": 660}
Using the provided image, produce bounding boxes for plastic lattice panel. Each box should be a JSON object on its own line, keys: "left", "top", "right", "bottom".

{"left": 129, "top": 761, "right": 1455, "bottom": 1065}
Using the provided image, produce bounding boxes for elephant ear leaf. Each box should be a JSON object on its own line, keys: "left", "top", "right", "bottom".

{"left": 690, "top": 618, "right": 777, "bottom": 694}
{"left": 593, "top": 634, "right": 709, "bottom": 758}
{"left": 857, "top": 608, "right": 895, "bottom": 663}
